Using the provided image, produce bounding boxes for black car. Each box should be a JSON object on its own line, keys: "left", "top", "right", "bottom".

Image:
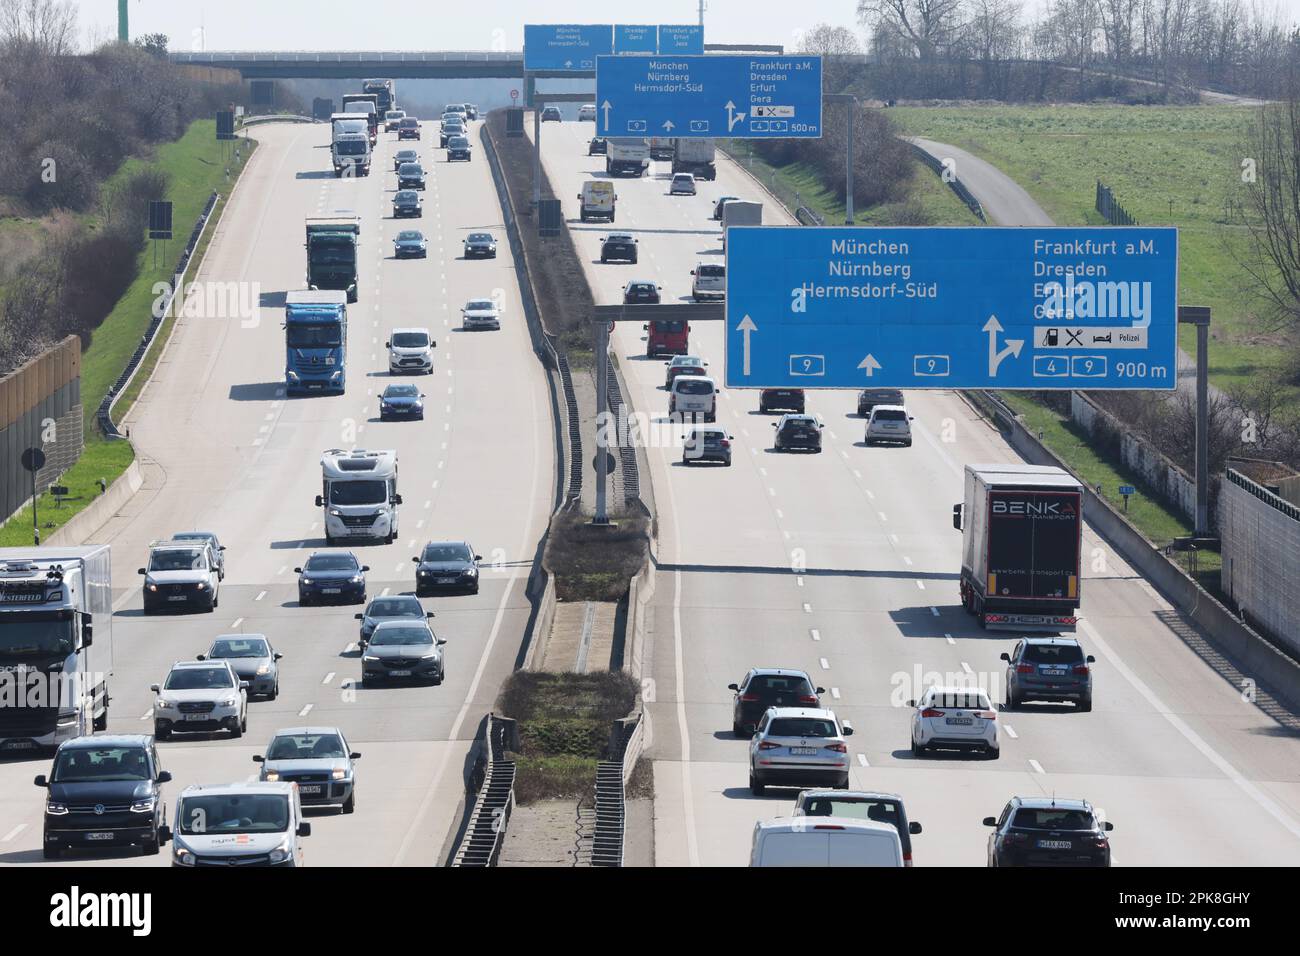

{"left": 296, "top": 552, "right": 369, "bottom": 606}
{"left": 397, "top": 162, "right": 426, "bottom": 190}
{"left": 361, "top": 620, "right": 446, "bottom": 686}
{"left": 682, "top": 427, "right": 732, "bottom": 466}
{"left": 588, "top": 137, "right": 608, "bottom": 155}
{"left": 541, "top": 106, "right": 562, "bottom": 122}
{"left": 392, "top": 189, "right": 423, "bottom": 218}
{"left": 199, "top": 633, "right": 282, "bottom": 699}
{"left": 759, "top": 388, "right": 804, "bottom": 413}
{"left": 170, "top": 531, "right": 226, "bottom": 580}
{"left": 393, "top": 229, "right": 427, "bottom": 257}
{"left": 447, "top": 135, "right": 472, "bottom": 161}
{"left": 355, "top": 594, "right": 433, "bottom": 646}
{"left": 35, "top": 735, "right": 171, "bottom": 859}
{"left": 623, "top": 280, "right": 661, "bottom": 304}
{"left": 728, "top": 669, "right": 823, "bottom": 736}
{"left": 413, "top": 540, "right": 481, "bottom": 595}
{"left": 1002, "top": 637, "right": 1095, "bottom": 710}
{"left": 379, "top": 383, "right": 424, "bottom": 420}
{"left": 985, "top": 797, "right": 1113, "bottom": 867}
{"left": 858, "top": 387, "right": 904, "bottom": 417}
{"left": 600, "top": 233, "right": 638, "bottom": 263}
{"left": 463, "top": 232, "right": 497, "bottom": 258}
{"left": 773, "top": 414, "right": 823, "bottom": 452}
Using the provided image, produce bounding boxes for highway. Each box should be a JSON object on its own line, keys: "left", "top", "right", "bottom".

{"left": 0, "top": 119, "right": 555, "bottom": 866}
{"left": 531, "top": 120, "right": 1300, "bottom": 866}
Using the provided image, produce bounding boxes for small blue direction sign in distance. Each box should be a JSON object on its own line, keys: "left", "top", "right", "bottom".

{"left": 596, "top": 54, "right": 822, "bottom": 138}
{"left": 524, "top": 24, "right": 612, "bottom": 71}
{"left": 615, "top": 24, "right": 657, "bottom": 55}
{"left": 657, "top": 24, "right": 704, "bottom": 54}
{"left": 724, "top": 226, "right": 1179, "bottom": 390}
{"left": 1119, "top": 485, "right": 1136, "bottom": 496}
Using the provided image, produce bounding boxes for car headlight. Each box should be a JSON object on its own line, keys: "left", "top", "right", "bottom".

{"left": 155, "top": 699, "right": 175, "bottom": 711}
{"left": 45, "top": 801, "right": 68, "bottom": 816}
{"left": 220, "top": 697, "right": 237, "bottom": 708}
{"left": 174, "top": 845, "right": 196, "bottom": 866}
{"left": 301, "top": 577, "right": 313, "bottom": 585}
{"left": 195, "top": 581, "right": 206, "bottom": 591}
{"left": 332, "top": 768, "right": 348, "bottom": 780}
{"left": 130, "top": 798, "right": 156, "bottom": 813}
{"left": 268, "top": 841, "right": 292, "bottom": 864}
{"left": 264, "top": 770, "right": 280, "bottom": 782}
{"left": 329, "top": 508, "right": 343, "bottom": 517}
{"left": 350, "top": 574, "right": 364, "bottom": 584}
{"left": 256, "top": 663, "right": 271, "bottom": 675}
{"left": 420, "top": 651, "right": 439, "bottom": 660}
{"left": 146, "top": 581, "right": 158, "bottom": 592}
{"left": 465, "top": 567, "right": 478, "bottom": 577}
{"left": 362, "top": 655, "right": 379, "bottom": 663}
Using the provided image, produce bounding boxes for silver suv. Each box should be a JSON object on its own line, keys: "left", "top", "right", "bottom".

{"left": 748, "top": 707, "right": 853, "bottom": 795}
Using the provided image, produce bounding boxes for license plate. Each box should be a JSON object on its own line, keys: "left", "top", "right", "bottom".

{"left": 946, "top": 717, "right": 973, "bottom": 725}
{"left": 1037, "top": 839, "right": 1072, "bottom": 850}
{"left": 185, "top": 713, "right": 209, "bottom": 721}
{"left": 168, "top": 595, "right": 187, "bottom": 601}
{"left": 388, "top": 669, "right": 411, "bottom": 677}
{"left": 2, "top": 740, "right": 35, "bottom": 750}
{"left": 437, "top": 577, "right": 457, "bottom": 584}
{"left": 1043, "top": 669, "right": 1067, "bottom": 676}
{"left": 298, "top": 785, "right": 322, "bottom": 794}
{"left": 322, "top": 587, "right": 341, "bottom": 594}
{"left": 86, "top": 832, "right": 115, "bottom": 841}
{"left": 790, "top": 747, "right": 818, "bottom": 755}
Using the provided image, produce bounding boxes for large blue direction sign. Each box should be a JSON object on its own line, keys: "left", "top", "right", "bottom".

{"left": 615, "top": 24, "right": 657, "bottom": 55}
{"left": 724, "top": 227, "right": 1179, "bottom": 390}
{"left": 658, "top": 24, "right": 704, "bottom": 54}
{"left": 596, "top": 54, "right": 822, "bottom": 138}
{"left": 524, "top": 24, "right": 612, "bottom": 71}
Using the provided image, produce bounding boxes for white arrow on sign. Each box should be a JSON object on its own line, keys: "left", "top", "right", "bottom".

{"left": 858, "top": 354, "right": 882, "bottom": 377}
{"left": 983, "top": 315, "right": 1024, "bottom": 377}
{"left": 564, "top": 59, "right": 573, "bottom": 69}
{"left": 726, "top": 100, "right": 746, "bottom": 132}
{"left": 736, "top": 315, "right": 757, "bottom": 376}
{"left": 601, "top": 100, "right": 612, "bottom": 132}
{"left": 663, "top": 120, "right": 675, "bottom": 131}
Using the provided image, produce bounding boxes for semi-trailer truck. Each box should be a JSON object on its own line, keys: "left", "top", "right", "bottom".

{"left": 342, "top": 94, "right": 380, "bottom": 143}
{"left": 285, "top": 290, "right": 348, "bottom": 395}
{"left": 721, "top": 200, "right": 762, "bottom": 250}
{"left": 953, "top": 464, "right": 1084, "bottom": 632}
{"left": 649, "top": 136, "right": 675, "bottom": 161}
{"left": 606, "top": 138, "right": 650, "bottom": 177}
{"left": 317, "top": 449, "right": 401, "bottom": 545}
{"left": 305, "top": 215, "right": 361, "bottom": 303}
{"left": 362, "top": 78, "right": 396, "bottom": 115}
{"left": 672, "top": 138, "right": 716, "bottom": 180}
{"left": 0, "top": 546, "right": 113, "bottom": 753}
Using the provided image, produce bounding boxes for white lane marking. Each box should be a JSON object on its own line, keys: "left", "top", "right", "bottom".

{"left": 819, "top": 658, "right": 830, "bottom": 670}
{"left": 322, "top": 672, "right": 335, "bottom": 685}
{"left": 857, "top": 754, "right": 869, "bottom": 767}
{"left": 380, "top": 587, "right": 390, "bottom": 597}
{"left": 853, "top": 469, "right": 862, "bottom": 478}
{"left": 803, "top": 603, "right": 812, "bottom": 613}
{"left": 342, "top": 642, "right": 356, "bottom": 654}
{"left": 810, "top": 629, "right": 821, "bottom": 641}
{"left": 828, "top": 430, "right": 837, "bottom": 440}
{"left": 796, "top": 576, "right": 804, "bottom": 587}
{"left": 264, "top": 413, "right": 274, "bottom": 421}
{"left": 298, "top": 704, "right": 314, "bottom": 718}
{"left": 758, "top": 467, "right": 767, "bottom": 476}
{"left": 961, "top": 662, "right": 974, "bottom": 675}
{"left": 945, "top": 633, "right": 955, "bottom": 645}
{"left": 231, "top": 617, "right": 244, "bottom": 629}
{"left": 395, "top": 563, "right": 405, "bottom": 573}
{"left": 669, "top": 565, "right": 700, "bottom": 866}
{"left": 252, "top": 438, "right": 263, "bottom": 446}
{"left": 416, "top": 519, "right": 425, "bottom": 529}
{"left": 775, "top": 509, "right": 784, "bottom": 519}
{"left": 865, "top": 489, "right": 876, "bottom": 501}
{"left": 1004, "top": 725, "right": 1018, "bottom": 739}
{"left": 890, "top": 533, "right": 899, "bottom": 544}
{"left": 423, "top": 499, "right": 432, "bottom": 509}
{"left": 830, "top": 687, "right": 841, "bottom": 699}
{"left": 1028, "top": 759, "right": 1045, "bottom": 775}
{"left": 1, "top": 824, "right": 26, "bottom": 842}
{"left": 768, "top": 488, "right": 776, "bottom": 497}
{"left": 140, "top": 709, "right": 153, "bottom": 721}
{"left": 255, "top": 590, "right": 267, "bottom": 601}
{"left": 878, "top": 511, "right": 887, "bottom": 522}
{"left": 903, "top": 556, "right": 913, "bottom": 566}
{"left": 277, "top": 566, "right": 286, "bottom": 576}
{"left": 1080, "top": 617, "right": 1300, "bottom": 840}
{"left": 916, "top": 580, "right": 926, "bottom": 590}
{"left": 258, "top": 425, "right": 269, "bottom": 434}
{"left": 930, "top": 606, "right": 939, "bottom": 617}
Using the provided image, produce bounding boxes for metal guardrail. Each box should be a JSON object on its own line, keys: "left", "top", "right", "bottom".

{"left": 452, "top": 715, "right": 517, "bottom": 867}
{"left": 98, "top": 190, "right": 221, "bottom": 438}
{"left": 906, "top": 142, "right": 986, "bottom": 222}
{"left": 604, "top": 353, "right": 638, "bottom": 506}
{"left": 591, "top": 711, "right": 643, "bottom": 867}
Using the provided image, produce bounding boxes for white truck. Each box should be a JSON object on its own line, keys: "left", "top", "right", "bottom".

{"left": 317, "top": 449, "right": 402, "bottom": 545}
{"left": 672, "top": 138, "right": 716, "bottom": 180}
{"left": 606, "top": 138, "right": 650, "bottom": 177}
{"left": 0, "top": 546, "right": 113, "bottom": 753}
{"left": 330, "top": 114, "right": 371, "bottom": 177}
{"left": 721, "top": 200, "right": 763, "bottom": 251}
{"left": 578, "top": 181, "right": 617, "bottom": 222}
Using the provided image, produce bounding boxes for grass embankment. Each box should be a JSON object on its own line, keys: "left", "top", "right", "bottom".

{"left": 891, "top": 104, "right": 1280, "bottom": 396}
{"left": 499, "top": 671, "right": 638, "bottom": 805}
{"left": 1, "top": 120, "right": 257, "bottom": 545}
{"left": 542, "top": 509, "right": 651, "bottom": 601}
{"left": 723, "top": 141, "right": 981, "bottom": 227}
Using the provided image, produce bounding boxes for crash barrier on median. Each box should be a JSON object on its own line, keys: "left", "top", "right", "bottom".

{"left": 0, "top": 336, "right": 82, "bottom": 527}
{"left": 624, "top": 556, "right": 655, "bottom": 681}
{"left": 592, "top": 709, "right": 644, "bottom": 867}
{"left": 240, "top": 113, "right": 313, "bottom": 126}
{"left": 907, "top": 142, "right": 986, "bottom": 222}
{"left": 604, "top": 353, "right": 641, "bottom": 508}
{"left": 452, "top": 714, "right": 518, "bottom": 867}
{"left": 98, "top": 190, "right": 221, "bottom": 439}
{"left": 966, "top": 390, "right": 1300, "bottom": 714}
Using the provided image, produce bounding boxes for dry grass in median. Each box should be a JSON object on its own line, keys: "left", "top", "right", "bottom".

{"left": 542, "top": 507, "right": 650, "bottom": 602}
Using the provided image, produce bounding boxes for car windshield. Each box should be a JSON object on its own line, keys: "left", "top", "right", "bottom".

{"left": 173, "top": 533, "right": 216, "bottom": 546}
{"left": 674, "top": 175, "right": 693, "bottom": 183}
{"left": 468, "top": 234, "right": 492, "bottom": 242}
{"left": 690, "top": 430, "right": 725, "bottom": 442}
{"left": 803, "top": 797, "right": 901, "bottom": 827}
{"left": 165, "top": 667, "right": 233, "bottom": 690}
{"left": 652, "top": 320, "right": 683, "bottom": 333}
{"left": 398, "top": 164, "right": 423, "bottom": 175}
{"left": 211, "top": 638, "right": 269, "bottom": 659}
{"left": 697, "top": 265, "right": 724, "bottom": 277}
{"left": 391, "top": 332, "right": 428, "bottom": 347}
{"left": 267, "top": 733, "right": 345, "bottom": 760}
{"left": 674, "top": 357, "right": 702, "bottom": 367}
{"left": 873, "top": 409, "right": 908, "bottom": 422}
{"left": 400, "top": 119, "right": 418, "bottom": 127}
{"left": 52, "top": 747, "right": 151, "bottom": 784}
{"left": 336, "top": 140, "right": 367, "bottom": 155}
{"left": 630, "top": 284, "right": 655, "bottom": 295}
{"left": 367, "top": 597, "right": 423, "bottom": 618}
{"left": 466, "top": 299, "right": 494, "bottom": 312}
{"left": 1022, "top": 643, "right": 1085, "bottom": 664}
{"left": 784, "top": 417, "right": 816, "bottom": 429}
{"left": 384, "top": 384, "right": 419, "bottom": 398}
{"left": 397, "top": 231, "right": 423, "bottom": 241}
{"left": 423, "top": 544, "right": 471, "bottom": 562}
{"left": 371, "top": 626, "right": 433, "bottom": 647}
{"left": 1011, "top": 808, "right": 1096, "bottom": 830}
{"left": 751, "top": 675, "right": 813, "bottom": 696}
{"left": 862, "top": 390, "right": 902, "bottom": 404}
{"left": 608, "top": 235, "right": 633, "bottom": 243}
{"left": 925, "top": 689, "right": 991, "bottom": 710}
{"left": 328, "top": 480, "right": 387, "bottom": 506}
{"left": 149, "top": 549, "right": 205, "bottom": 571}
{"left": 178, "top": 794, "right": 289, "bottom": 835}
{"left": 395, "top": 191, "right": 418, "bottom": 203}
{"left": 397, "top": 151, "right": 417, "bottom": 161}
{"left": 449, "top": 137, "right": 469, "bottom": 147}
{"left": 767, "top": 717, "right": 837, "bottom": 738}
{"left": 305, "top": 554, "right": 360, "bottom": 572}
{"left": 287, "top": 323, "right": 342, "bottom": 348}
{"left": 676, "top": 380, "right": 713, "bottom": 395}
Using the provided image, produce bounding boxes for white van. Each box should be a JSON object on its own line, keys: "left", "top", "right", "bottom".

{"left": 690, "top": 262, "right": 725, "bottom": 301}
{"left": 387, "top": 327, "right": 436, "bottom": 374}
{"left": 164, "top": 781, "right": 310, "bottom": 867}
{"left": 669, "top": 375, "right": 717, "bottom": 423}
{"left": 579, "top": 181, "right": 617, "bottom": 222}
{"left": 750, "top": 817, "right": 904, "bottom": 867}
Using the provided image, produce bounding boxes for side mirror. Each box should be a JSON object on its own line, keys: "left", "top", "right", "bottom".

{"left": 293, "top": 568, "right": 303, "bottom": 574}
{"left": 253, "top": 755, "right": 265, "bottom": 763}
{"left": 196, "top": 654, "right": 207, "bottom": 661}
{"left": 150, "top": 684, "right": 161, "bottom": 693}
{"left": 842, "top": 724, "right": 854, "bottom": 737}
{"left": 909, "top": 821, "right": 923, "bottom": 834}
{"left": 1104, "top": 821, "right": 1114, "bottom": 831}
{"left": 412, "top": 556, "right": 420, "bottom": 563}
{"left": 385, "top": 341, "right": 391, "bottom": 348}
{"left": 999, "top": 653, "right": 1010, "bottom": 662}
{"left": 982, "top": 816, "right": 997, "bottom": 827}
{"left": 906, "top": 699, "right": 916, "bottom": 708}
{"left": 137, "top": 568, "right": 146, "bottom": 575}
{"left": 952, "top": 504, "right": 963, "bottom": 531}
{"left": 727, "top": 683, "right": 739, "bottom": 692}
{"left": 350, "top": 752, "right": 362, "bottom": 760}
{"left": 355, "top": 613, "right": 363, "bottom": 620}
{"left": 815, "top": 687, "right": 826, "bottom": 695}
{"left": 360, "top": 565, "right": 370, "bottom": 573}
{"left": 642, "top": 324, "right": 648, "bottom": 331}
{"left": 392, "top": 494, "right": 403, "bottom": 505}
{"left": 690, "top": 270, "right": 696, "bottom": 275}
{"left": 157, "top": 824, "right": 172, "bottom": 845}
{"left": 219, "top": 545, "right": 227, "bottom": 551}
{"left": 437, "top": 638, "right": 448, "bottom": 646}
{"left": 427, "top": 611, "right": 436, "bottom": 618}
{"left": 474, "top": 554, "right": 483, "bottom": 561}
{"left": 33, "top": 775, "right": 47, "bottom": 788}
{"left": 298, "top": 822, "right": 312, "bottom": 838}
{"left": 315, "top": 495, "right": 324, "bottom": 507}
{"left": 1087, "top": 655, "right": 1096, "bottom": 663}
{"left": 274, "top": 653, "right": 283, "bottom": 660}
{"left": 156, "top": 771, "right": 172, "bottom": 784}
{"left": 239, "top": 681, "right": 250, "bottom": 691}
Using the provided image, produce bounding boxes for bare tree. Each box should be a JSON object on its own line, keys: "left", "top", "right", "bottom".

{"left": 970, "top": 0, "right": 1025, "bottom": 60}
{"left": 0, "top": 0, "right": 77, "bottom": 56}
{"left": 1097, "top": 0, "right": 1140, "bottom": 62}
{"left": 798, "top": 23, "right": 864, "bottom": 92}
{"left": 858, "top": 0, "right": 969, "bottom": 61}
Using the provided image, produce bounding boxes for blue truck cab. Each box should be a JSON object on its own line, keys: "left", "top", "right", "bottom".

{"left": 285, "top": 290, "right": 348, "bottom": 395}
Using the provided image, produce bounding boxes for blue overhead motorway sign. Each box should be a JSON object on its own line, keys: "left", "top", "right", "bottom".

{"left": 724, "top": 226, "right": 1179, "bottom": 390}
{"left": 596, "top": 54, "right": 823, "bottom": 138}
{"left": 524, "top": 24, "right": 612, "bottom": 71}
{"left": 615, "top": 24, "right": 658, "bottom": 55}
{"left": 658, "top": 24, "right": 704, "bottom": 54}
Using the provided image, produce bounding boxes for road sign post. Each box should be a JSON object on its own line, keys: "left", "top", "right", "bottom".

{"left": 825, "top": 94, "right": 859, "bottom": 224}
{"left": 21, "top": 447, "right": 46, "bottom": 546}
{"left": 724, "top": 226, "right": 1179, "bottom": 391}
{"left": 596, "top": 54, "right": 823, "bottom": 139}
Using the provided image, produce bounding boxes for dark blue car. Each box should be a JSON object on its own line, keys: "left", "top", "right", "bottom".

{"left": 379, "top": 383, "right": 424, "bottom": 421}
{"left": 296, "top": 552, "right": 368, "bottom": 606}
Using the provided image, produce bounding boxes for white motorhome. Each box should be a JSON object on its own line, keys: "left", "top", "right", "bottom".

{"left": 316, "top": 449, "right": 402, "bottom": 545}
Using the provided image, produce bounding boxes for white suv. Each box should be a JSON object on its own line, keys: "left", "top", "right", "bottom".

{"left": 909, "top": 685, "right": 999, "bottom": 758}
{"left": 578, "top": 103, "right": 597, "bottom": 121}
{"left": 387, "top": 327, "right": 435, "bottom": 373}
{"left": 865, "top": 404, "right": 913, "bottom": 446}
{"left": 748, "top": 707, "right": 854, "bottom": 794}
{"left": 151, "top": 660, "right": 248, "bottom": 740}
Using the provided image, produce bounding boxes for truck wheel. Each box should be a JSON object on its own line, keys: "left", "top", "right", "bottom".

{"left": 142, "top": 834, "right": 160, "bottom": 856}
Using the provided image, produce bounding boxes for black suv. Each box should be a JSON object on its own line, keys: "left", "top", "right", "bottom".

{"left": 773, "top": 414, "right": 823, "bottom": 452}
{"left": 682, "top": 427, "right": 732, "bottom": 466}
{"left": 623, "top": 280, "right": 660, "bottom": 304}
{"left": 35, "top": 735, "right": 171, "bottom": 859}
{"left": 588, "top": 137, "right": 608, "bottom": 155}
{"left": 728, "top": 669, "right": 823, "bottom": 736}
{"left": 392, "top": 189, "right": 422, "bottom": 218}
{"left": 858, "top": 387, "right": 904, "bottom": 417}
{"left": 413, "top": 540, "right": 482, "bottom": 595}
{"left": 600, "top": 233, "right": 638, "bottom": 263}
{"left": 397, "top": 162, "right": 426, "bottom": 190}
{"left": 759, "top": 388, "right": 804, "bottom": 413}
{"left": 984, "top": 797, "right": 1113, "bottom": 867}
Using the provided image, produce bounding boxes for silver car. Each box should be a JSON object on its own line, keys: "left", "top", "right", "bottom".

{"left": 748, "top": 707, "right": 853, "bottom": 795}
{"left": 254, "top": 727, "right": 360, "bottom": 813}
{"left": 864, "top": 404, "right": 913, "bottom": 446}
{"left": 198, "top": 633, "right": 281, "bottom": 699}
{"left": 355, "top": 594, "right": 432, "bottom": 646}
{"left": 909, "top": 685, "right": 1000, "bottom": 758}
{"left": 461, "top": 297, "right": 501, "bottom": 330}
{"left": 361, "top": 619, "right": 446, "bottom": 685}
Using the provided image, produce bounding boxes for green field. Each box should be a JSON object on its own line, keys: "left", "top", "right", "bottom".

{"left": 891, "top": 104, "right": 1279, "bottom": 395}
{"left": 0, "top": 436, "right": 135, "bottom": 547}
